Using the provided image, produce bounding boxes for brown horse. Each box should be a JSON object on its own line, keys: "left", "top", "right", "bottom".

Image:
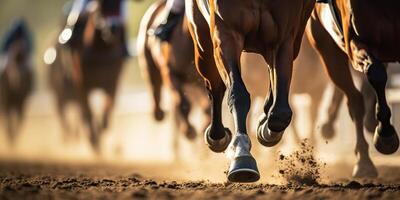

{"left": 138, "top": 0, "right": 210, "bottom": 145}
{"left": 0, "top": 20, "right": 33, "bottom": 144}
{"left": 67, "top": 0, "right": 127, "bottom": 152}
{"left": 187, "top": 0, "right": 315, "bottom": 182}
{"left": 307, "top": 0, "right": 400, "bottom": 178}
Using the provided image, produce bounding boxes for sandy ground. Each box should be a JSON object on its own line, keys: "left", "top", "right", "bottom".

{"left": 1, "top": 160, "right": 400, "bottom": 200}
{"left": 1, "top": 86, "right": 400, "bottom": 199}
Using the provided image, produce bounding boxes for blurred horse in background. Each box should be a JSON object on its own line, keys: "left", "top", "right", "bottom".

{"left": 307, "top": 0, "right": 400, "bottom": 178}
{"left": 65, "top": 0, "right": 127, "bottom": 152}
{"left": 0, "top": 19, "right": 34, "bottom": 144}
{"left": 138, "top": 0, "right": 210, "bottom": 159}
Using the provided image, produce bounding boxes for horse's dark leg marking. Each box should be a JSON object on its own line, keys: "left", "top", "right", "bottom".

{"left": 268, "top": 42, "right": 294, "bottom": 133}
{"left": 307, "top": 16, "right": 377, "bottom": 178}
{"left": 365, "top": 58, "right": 399, "bottom": 154}
{"left": 256, "top": 42, "right": 294, "bottom": 147}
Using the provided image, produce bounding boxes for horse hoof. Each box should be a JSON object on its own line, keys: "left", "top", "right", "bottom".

{"left": 256, "top": 121, "right": 283, "bottom": 147}
{"left": 352, "top": 158, "right": 378, "bottom": 178}
{"left": 204, "top": 126, "right": 232, "bottom": 153}
{"left": 373, "top": 124, "right": 399, "bottom": 155}
{"left": 320, "top": 122, "right": 335, "bottom": 139}
{"left": 227, "top": 156, "right": 260, "bottom": 183}
{"left": 185, "top": 125, "right": 197, "bottom": 141}
{"left": 154, "top": 109, "right": 165, "bottom": 121}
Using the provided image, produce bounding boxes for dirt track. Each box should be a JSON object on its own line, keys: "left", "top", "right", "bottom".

{"left": 1, "top": 160, "right": 400, "bottom": 200}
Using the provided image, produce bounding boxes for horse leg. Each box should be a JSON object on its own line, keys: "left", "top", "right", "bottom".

{"left": 257, "top": 40, "right": 294, "bottom": 148}
{"left": 307, "top": 17, "right": 377, "bottom": 178}
{"left": 306, "top": 90, "right": 324, "bottom": 147}
{"left": 139, "top": 39, "right": 165, "bottom": 121}
{"left": 360, "top": 78, "right": 378, "bottom": 134}
{"left": 79, "top": 89, "right": 99, "bottom": 152}
{"left": 56, "top": 98, "right": 71, "bottom": 141}
{"left": 363, "top": 56, "right": 399, "bottom": 154}
{"left": 5, "top": 108, "right": 16, "bottom": 145}
{"left": 169, "top": 73, "right": 196, "bottom": 140}
{"left": 187, "top": 15, "right": 232, "bottom": 154}
{"left": 171, "top": 105, "right": 182, "bottom": 162}
{"left": 320, "top": 85, "right": 344, "bottom": 139}
{"left": 102, "top": 88, "right": 116, "bottom": 132}
{"left": 210, "top": 24, "right": 260, "bottom": 182}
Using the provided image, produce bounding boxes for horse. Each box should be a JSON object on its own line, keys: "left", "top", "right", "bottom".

{"left": 66, "top": 0, "right": 127, "bottom": 152}
{"left": 187, "top": 0, "right": 315, "bottom": 182}
{"left": 137, "top": 0, "right": 211, "bottom": 159}
{"left": 306, "top": 0, "right": 400, "bottom": 178}
{"left": 0, "top": 20, "right": 34, "bottom": 144}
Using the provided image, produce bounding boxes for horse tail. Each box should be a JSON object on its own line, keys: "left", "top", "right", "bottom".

{"left": 137, "top": 1, "right": 166, "bottom": 121}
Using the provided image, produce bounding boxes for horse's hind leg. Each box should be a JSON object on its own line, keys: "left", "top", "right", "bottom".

{"left": 169, "top": 74, "right": 196, "bottom": 140}
{"left": 307, "top": 16, "right": 377, "bottom": 178}
{"left": 139, "top": 41, "right": 165, "bottom": 121}
{"left": 360, "top": 78, "right": 378, "bottom": 134}
{"left": 362, "top": 55, "right": 399, "bottom": 154}
{"left": 56, "top": 98, "right": 71, "bottom": 141}
{"left": 102, "top": 87, "right": 117, "bottom": 132}
{"left": 320, "top": 85, "right": 344, "bottom": 139}
{"left": 79, "top": 89, "right": 99, "bottom": 152}
{"left": 5, "top": 108, "right": 16, "bottom": 145}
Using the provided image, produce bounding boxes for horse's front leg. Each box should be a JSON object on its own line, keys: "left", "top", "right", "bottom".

{"left": 212, "top": 26, "right": 259, "bottom": 182}
{"left": 257, "top": 40, "right": 294, "bottom": 147}
{"left": 350, "top": 40, "right": 399, "bottom": 154}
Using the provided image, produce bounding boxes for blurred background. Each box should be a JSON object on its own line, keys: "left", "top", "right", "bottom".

{"left": 0, "top": 0, "right": 399, "bottom": 183}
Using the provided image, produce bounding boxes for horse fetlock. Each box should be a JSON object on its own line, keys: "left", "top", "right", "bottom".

{"left": 267, "top": 109, "right": 292, "bottom": 132}
{"left": 154, "top": 107, "right": 165, "bottom": 121}
{"left": 228, "top": 133, "right": 252, "bottom": 159}
{"left": 376, "top": 105, "right": 391, "bottom": 124}
{"left": 182, "top": 123, "right": 197, "bottom": 141}
{"left": 204, "top": 125, "right": 232, "bottom": 153}
{"left": 355, "top": 140, "right": 369, "bottom": 156}
{"left": 320, "top": 121, "right": 336, "bottom": 139}
{"left": 257, "top": 120, "right": 284, "bottom": 147}
{"left": 352, "top": 155, "right": 378, "bottom": 178}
